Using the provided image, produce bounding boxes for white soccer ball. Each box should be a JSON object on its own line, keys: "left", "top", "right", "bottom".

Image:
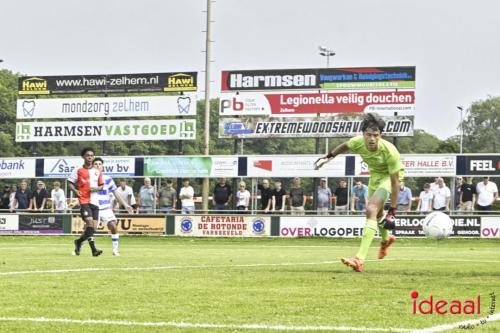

{"left": 422, "top": 212, "right": 454, "bottom": 239}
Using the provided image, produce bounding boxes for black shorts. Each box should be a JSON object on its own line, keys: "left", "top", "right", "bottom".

{"left": 80, "top": 204, "right": 99, "bottom": 221}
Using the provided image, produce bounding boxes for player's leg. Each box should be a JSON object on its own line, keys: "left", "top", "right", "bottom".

{"left": 87, "top": 204, "right": 102, "bottom": 256}
{"left": 73, "top": 205, "right": 94, "bottom": 256}
{"left": 375, "top": 177, "right": 398, "bottom": 259}
{"left": 104, "top": 210, "right": 120, "bottom": 256}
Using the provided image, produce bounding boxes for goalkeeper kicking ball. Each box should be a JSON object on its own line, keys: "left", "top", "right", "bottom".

{"left": 422, "top": 212, "right": 454, "bottom": 239}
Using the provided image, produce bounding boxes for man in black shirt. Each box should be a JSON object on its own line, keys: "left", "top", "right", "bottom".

{"left": 12, "top": 180, "right": 33, "bottom": 211}
{"left": 334, "top": 179, "right": 349, "bottom": 214}
{"left": 257, "top": 179, "right": 272, "bottom": 213}
{"left": 271, "top": 181, "right": 287, "bottom": 213}
{"left": 32, "top": 181, "right": 48, "bottom": 212}
{"left": 459, "top": 177, "right": 476, "bottom": 213}
{"left": 212, "top": 178, "right": 232, "bottom": 213}
{"left": 1, "top": 185, "right": 10, "bottom": 210}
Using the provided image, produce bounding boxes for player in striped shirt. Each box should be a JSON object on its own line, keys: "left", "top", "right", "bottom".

{"left": 92, "top": 157, "right": 133, "bottom": 256}
{"left": 68, "top": 147, "right": 104, "bottom": 257}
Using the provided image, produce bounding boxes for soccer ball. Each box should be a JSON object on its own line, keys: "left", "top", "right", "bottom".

{"left": 422, "top": 212, "right": 454, "bottom": 239}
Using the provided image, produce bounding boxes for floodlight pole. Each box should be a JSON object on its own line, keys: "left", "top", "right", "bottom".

{"left": 201, "top": 0, "right": 213, "bottom": 213}
{"left": 457, "top": 106, "right": 463, "bottom": 154}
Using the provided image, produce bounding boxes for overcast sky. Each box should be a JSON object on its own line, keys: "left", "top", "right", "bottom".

{"left": 1, "top": 0, "right": 499, "bottom": 139}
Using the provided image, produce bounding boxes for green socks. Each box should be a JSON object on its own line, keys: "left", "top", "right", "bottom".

{"left": 356, "top": 219, "right": 378, "bottom": 260}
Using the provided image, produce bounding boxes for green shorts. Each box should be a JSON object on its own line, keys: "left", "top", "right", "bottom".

{"left": 368, "top": 171, "right": 404, "bottom": 201}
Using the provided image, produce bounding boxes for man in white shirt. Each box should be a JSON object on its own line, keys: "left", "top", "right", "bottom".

{"left": 51, "top": 181, "right": 67, "bottom": 213}
{"left": 113, "top": 179, "right": 136, "bottom": 212}
{"left": 416, "top": 183, "right": 433, "bottom": 214}
{"left": 179, "top": 178, "right": 195, "bottom": 214}
{"left": 476, "top": 177, "right": 498, "bottom": 213}
{"left": 432, "top": 178, "right": 450, "bottom": 211}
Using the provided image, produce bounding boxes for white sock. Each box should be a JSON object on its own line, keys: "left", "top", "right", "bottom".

{"left": 111, "top": 234, "right": 119, "bottom": 252}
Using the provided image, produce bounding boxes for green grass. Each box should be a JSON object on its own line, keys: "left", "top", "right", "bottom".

{"left": 0, "top": 236, "right": 498, "bottom": 333}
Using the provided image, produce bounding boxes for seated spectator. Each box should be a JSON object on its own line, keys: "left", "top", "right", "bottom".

{"left": 51, "top": 181, "right": 67, "bottom": 213}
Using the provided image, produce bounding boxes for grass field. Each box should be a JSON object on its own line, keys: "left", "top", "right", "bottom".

{"left": 0, "top": 236, "right": 498, "bottom": 333}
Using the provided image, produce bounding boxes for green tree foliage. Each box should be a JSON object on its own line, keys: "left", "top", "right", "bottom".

{"left": 462, "top": 96, "right": 500, "bottom": 153}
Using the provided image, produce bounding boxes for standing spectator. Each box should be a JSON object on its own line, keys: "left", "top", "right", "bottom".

{"left": 396, "top": 181, "right": 412, "bottom": 213}
{"left": 9, "top": 185, "right": 17, "bottom": 211}
{"left": 12, "top": 180, "right": 33, "bottom": 212}
{"left": 137, "top": 177, "right": 155, "bottom": 214}
{"left": 51, "top": 181, "right": 67, "bottom": 213}
{"left": 476, "top": 177, "right": 498, "bottom": 213}
{"left": 271, "top": 181, "right": 287, "bottom": 213}
{"left": 430, "top": 177, "right": 441, "bottom": 194}
{"left": 159, "top": 179, "right": 177, "bottom": 213}
{"left": 114, "top": 179, "right": 136, "bottom": 212}
{"left": 212, "top": 178, "right": 232, "bottom": 213}
{"left": 351, "top": 180, "right": 368, "bottom": 213}
{"left": 459, "top": 177, "right": 476, "bottom": 213}
{"left": 289, "top": 177, "right": 306, "bottom": 215}
{"left": 416, "top": 183, "right": 433, "bottom": 214}
{"left": 317, "top": 178, "right": 332, "bottom": 215}
{"left": 32, "top": 181, "right": 48, "bottom": 212}
{"left": 179, "top": 178, "right": 195, "bottom": 214}
{"left": 257, "top": 179, "right": 272, "bottom": 213}
{"left": 236, "top": 181, "right": 251, "bottom": 212}
{"left": 454, "top": 177, "right": 463, "bottom": 211}
{"left": 1, "top": 185, "right": 10, "bottom": 210}
{"left": 333, "top": 179, "right": 348, "bottom": 214}
{"left": 432, "top": 178, "right": 451, "bottom": 211}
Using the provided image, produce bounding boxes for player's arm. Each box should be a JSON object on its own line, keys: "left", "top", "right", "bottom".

{"left": 314, "top": 142, "right": 349, "bottom": 170}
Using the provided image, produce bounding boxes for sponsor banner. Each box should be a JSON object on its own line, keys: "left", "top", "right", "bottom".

{"left": 219, "top": 91, "right": 415, "bottom": 117}
{"left": 247, "top": 155, "right": 345, "bottom": 177}
{"left": 221, "top": 67, "right": 415, "bottom": 91}
{"left": 0, "top": 215, "right": 20, "bottom": 233}
{"left": 144, "top": 156, "right": 238, "bottom": 178}
{"left": 394, "top": 215, "right": 481, "bottom": 237}
{"left": 0, "top": 158, "right": 36, "bottom": 179}
{"left": 175, "top": 215, "right": 270, "bottom": 237}
{"left": 72, "top": 215, "right": 165, "bottom": 234}
{"left": 456, "top": 155, "right": 500, "bottom": 176}
{"left": 17, "top": 95, "right": 197, "bottom": 119}
{"left": 18, "top": 72, "right": 197, "bottom": 95}
{"left": 219, "top": 115, "right": 413, "bottom": 138}
{"left": 16, "top": 119, "right": 196, "bottom": 142}
{"left": 43, "top": 157, "right": 135, "bottom": 177}
{"left": 480, "top": 217, "right": 500, "bottom": 238}
{"left": 355, "top": 155, "right": 456, "bottom": 177}
{"left": 17, "top": 214, "right": 64, "bottom": 234}
{"left": 279, "top": 216, "right": 366, "bottom": 238}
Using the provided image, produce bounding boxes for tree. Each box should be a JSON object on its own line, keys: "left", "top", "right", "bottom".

{"left": 461, "top": 96, "right": 500, "bottom": 153}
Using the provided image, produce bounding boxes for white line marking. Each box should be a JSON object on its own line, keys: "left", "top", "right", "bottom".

{"left": 0, "top": 316, "right": 411, "bottom": 332}
{"left": 411, "top": 312, "right": 500, "bottom": 333}
{"left": 1, "top": 258, "right": 499, "bottom": 277}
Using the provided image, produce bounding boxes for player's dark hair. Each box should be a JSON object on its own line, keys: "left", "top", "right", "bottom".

{"left": 360, "top": 113, "right": 385, "bottom": 133}
{"left": 80, "top": 147, "right": 95, "bottom": 157}
{"left": 93, "top": 157, "right": 104, "bottom": 164}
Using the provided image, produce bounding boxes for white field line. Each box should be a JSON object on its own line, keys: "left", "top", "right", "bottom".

{"left": 0, "top": 316, "right": 411, "bottom": 332}
{"left": 411, "top": 312, "right": 500, "bottom": 333}
{"left": 1, "top": 258, "right": 500, "bottom": 276}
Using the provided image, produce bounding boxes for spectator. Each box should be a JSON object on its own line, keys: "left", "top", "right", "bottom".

{"left": 476, "top": 177, "right": 498, "bottom": 213}
{"left": 397, "top": 181, "right": 412, "bottom": 213}
{"left": 257, "top": 179, "right": 272, "bottom": 213}
{"left": 9, "top": 185, "right": 17, "bottom": 211}
{"left": 416, "top": 183, "right": 433, "bottom": 214}
{"left": 454, "top": 177, "right": 463, "bottom": 211}
{"left": 51, "top": 181, "right": 67, "bottom": 213}
{"left": 289, "top": 177, "right": 306, "bottom": 215}
{"left": 430, "top": 177, "right": 441, "bottom": 194}
{"left": 459, "top": 177, "right": 476, "bottom": 213}
{"left": 179, "top": 178, "right": 195, "bottom": 214}
{"left": 114, "top": 179, "right": 136, "bottom": 212}
{"left": 432, "top": 178, "right": 451, "bottom": 211}
{"left": 333, "top": 179, "right": 348, "bottom": 214}
{"left": 271, "top": 181, "right": 287, "bottom": 213}
{"left": 317, "top": 178, "right": 332, "bottom": 215}
{"left": 137, "top": 177, "right": 155, "bottom": 214}
{"left": 212, "top": 178, "right": 232, "bottom": 213}
{"left": 32, "top": 181, "right": 48, "bottom": 212}
{"left": 351, "top": 180, "right": 368, "bottom": 213}
{"left": 236, "top": 181, "right": 251, "bottom": 212}
{"left": 1, "top": 185, "right": 10, "bottom": 210}
{"left": 12, "top": 180, "right": 33, "bottom": 212}
{"left": 159, "top": 179, "right": 177, "bottom": 213}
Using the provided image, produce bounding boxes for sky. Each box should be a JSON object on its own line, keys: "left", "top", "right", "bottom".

{"left": 1, "top": 0, "right": 499, "bottom": 139}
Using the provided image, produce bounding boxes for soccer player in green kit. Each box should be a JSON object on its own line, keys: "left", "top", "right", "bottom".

{"left": 315, "top": 113, "right": 404, "bottom": 272}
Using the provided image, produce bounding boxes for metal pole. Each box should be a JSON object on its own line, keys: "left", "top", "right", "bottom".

{"left": 202, "top": 0, "right": 212, "bottom": 213}
{"left": 458, "top": 106, "right": 463, "bottom": 154}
